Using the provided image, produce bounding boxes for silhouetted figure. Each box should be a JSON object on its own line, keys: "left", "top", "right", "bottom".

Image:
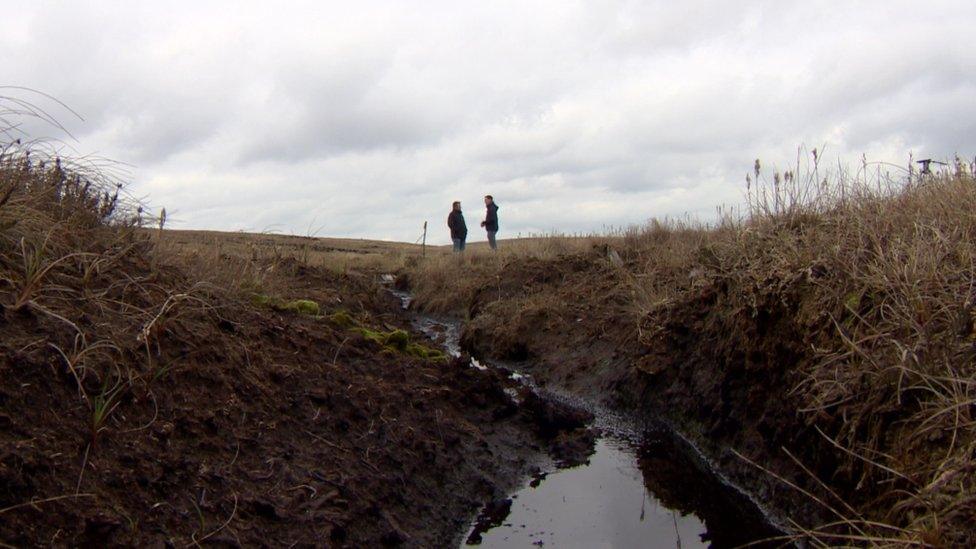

{"left": 448, "top": 201, "right": 467, "bottom": 253}
{"left": 481, "top": 195, "right": 499, "bottom": 250}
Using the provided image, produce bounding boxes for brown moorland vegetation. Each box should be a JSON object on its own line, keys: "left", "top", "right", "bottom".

{"left": 403, "top": 161, "right": 976, "bottom": 546}
{"left": 6, "top": 93, "right": 971, "bottom": 546}
{"left": 0, "top": 123, "right": 596, "bottom": 545}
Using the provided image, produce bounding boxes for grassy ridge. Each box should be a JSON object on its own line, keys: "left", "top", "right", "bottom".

{"left": 0, "top": 144, "right": 184, "bottom": 436}
{"left": 405, "top": 165, "right": 976, "bottom": 546}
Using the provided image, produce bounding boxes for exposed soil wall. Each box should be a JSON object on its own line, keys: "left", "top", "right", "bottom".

{"left": 433, "top": 221, "right": 974, "bottom": 546}
{"left": 0, "top": 156, "right": 600, "bottom": 547}
{"left": 447, "top": 251, "right": 845, "bottom": 532}
{"left": 0, "top": 252, "right": 592, "bottom": 547}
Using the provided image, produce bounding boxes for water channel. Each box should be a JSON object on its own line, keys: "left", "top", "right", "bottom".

{"left": 390, "top": 286, "right": 784, "bottom": 548}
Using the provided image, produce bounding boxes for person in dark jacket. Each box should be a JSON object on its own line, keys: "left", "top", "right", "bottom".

{"left": 447, "top": 201, "right": 467, "bottom": 253}
{"left": 480, "top": 195, "right": 499, "bottom": 250}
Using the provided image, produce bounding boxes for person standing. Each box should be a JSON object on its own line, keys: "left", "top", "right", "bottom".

{"left": 481, "top": 195, "right": 499, "bottom": 250}
{"left": 448, "top": 201, "right": 467, "bottom": 253}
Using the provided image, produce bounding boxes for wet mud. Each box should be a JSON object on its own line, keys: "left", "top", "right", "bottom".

{"left": 2, "top": 253, "right": 788, "bottom": 547}
{"left": 444, "top": 252, "right": 845, "bottom": 533}
{"left": 0, "top": 260, "right": 592, "bottom": 547}
{"left": 401, "top": 301, "right": 783, "bottom": 548}
{"left": 461, "top": 419, "right": 784, "bottom": 548}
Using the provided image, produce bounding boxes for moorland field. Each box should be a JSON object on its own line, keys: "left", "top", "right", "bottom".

{"left": 2, "top": 141, "right": 975, "bottom": 547}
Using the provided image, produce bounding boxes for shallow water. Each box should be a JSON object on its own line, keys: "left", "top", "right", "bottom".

{"left": 470, "top": 437, "right": 709, "bottom": 548}
{"left": 387, "top": 283, "right": 782, "bottom": 548}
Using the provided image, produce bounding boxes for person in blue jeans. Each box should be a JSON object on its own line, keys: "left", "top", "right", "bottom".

{"left": 481, "top": 195, "right": 499, "bottom": 250}
{"left": 447, "top": 201, "right": 467, "bottom": 253}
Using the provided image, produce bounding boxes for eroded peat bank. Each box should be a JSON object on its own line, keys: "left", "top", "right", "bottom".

{"left": 399, "top": 300, "right": 782, "bottom": 547}
{"left": 4, "top": 144, "right": 974, "bottom": 548}
{"left": 403, "top": 169, "right": 976, "bottom": 547}
{"left": 0, "top": 157, "right": 604, "bottom": 546}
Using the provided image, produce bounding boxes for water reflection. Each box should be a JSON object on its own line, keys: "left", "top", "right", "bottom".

{"left": 469, "top": 438, "right": 708, "bottom": 548}
{"left": 637, "top": 428, "right": 784, "bottom": 548}
{"left": 386, "top": 283, "right": 784, "bottom": 549}
{"left": 467, "top": 430, "right": 783, "bottom": 549}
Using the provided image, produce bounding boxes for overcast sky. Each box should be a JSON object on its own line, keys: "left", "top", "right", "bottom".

{"left": 2, "top": 1, "right": 974, "bottom": 243}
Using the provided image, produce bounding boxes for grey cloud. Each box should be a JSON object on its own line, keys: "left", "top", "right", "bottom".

{"left": 2, "top": 1, "right": 975, "bottom": 244}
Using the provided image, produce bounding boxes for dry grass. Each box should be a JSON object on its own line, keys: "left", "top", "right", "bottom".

{"left": 155, "top": 228, "right": 422, "bottom": 296}
{"left": 405, "top": 159, "right": 976, "bottom": 546}
{"left": 7, "top": 88, "right": 971, "bottom": 543}
{"left": 0, "top": 120, "right": 226, "bottom": 455}
{"left": 403, "top": 234, "right": 607, "bottom": 314}
{"left": 688, "top": 160, "right": 976, "bottom": 546}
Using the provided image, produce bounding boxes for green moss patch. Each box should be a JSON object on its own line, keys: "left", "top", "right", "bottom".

{"left": 283, "top": 299, "right": 320, "bottom": 315}
{"left": 251, "top": 295, "right": 445, "bottom": 360}
{"left": 353, "top": 327, "right": 447, "bottom": 361}
{"left": 251, "top": 294, "right": 320, "bottom": 316}
{"left": 405, "top": 342, "right": 448, "bottom": 361}
{"left": 328, "top": 309, "right": 356, "bottom": 329}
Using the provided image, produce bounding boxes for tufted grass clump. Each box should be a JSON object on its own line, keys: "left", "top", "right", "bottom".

{"left": 250, "top": 294, "right": 320, "bottom": 316}
{"left": 405, "top": 342, "right": 448, "bottom": 362}
{"left": 383, "top": 329, "right": 409, "bottom": 350}
{"left": 327, "top": 309, "right": 355, "bottom": 329}
{"left": 283, "top": 299, "right": 319, "bottom": 316}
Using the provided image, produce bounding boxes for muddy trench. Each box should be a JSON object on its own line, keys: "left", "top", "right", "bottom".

{"left": 390, "top": 286, "right": 785, "bottom": 548}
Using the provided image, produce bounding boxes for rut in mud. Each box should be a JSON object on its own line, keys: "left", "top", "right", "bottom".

{"left": 424, "top": 252, "right": 845, "bottom": 535}
{"left": 399, "top": 299, "right": 783, "bottom": 548}
{"left": 0, "top": 162, "right": 602, "bottom": 549}
{"left": 404, "top": 172, "right": 976, "bottom": 546}
{"left": 0, "top": 268, "right": 581, "bottom": 546}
